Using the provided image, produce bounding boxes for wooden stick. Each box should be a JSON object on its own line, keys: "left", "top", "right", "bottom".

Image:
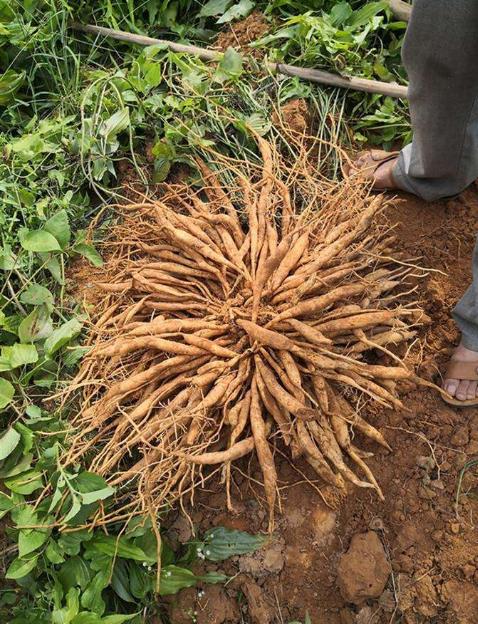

{"left": 70, "top": 22, "right": 408, "bottom": 99}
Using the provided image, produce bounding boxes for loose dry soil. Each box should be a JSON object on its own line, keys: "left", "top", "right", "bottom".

{"left": 161, "top": 183, "right": 478, "bottom": 624}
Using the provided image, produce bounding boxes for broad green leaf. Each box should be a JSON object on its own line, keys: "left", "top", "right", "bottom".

{"left": 15, "top": 422, "right": 34, "bottom": 455}
{"left": 73, "top": 243, "right": 103, "bottom": 267}
{"left": 44, "top": 319, "right": 83, "bottom": 356}
{"left": 111, "top": 560, "right": 135, "bottom": 603}
{"left": 80, "top": 568, "right": 109, "bottom": 614}
{"left": 5, "top": 469, "right": 43, "bottom": 494}
{"left": 18, "top": 305, "right": 53, "bottom": 343}
{"left": 0, "top": 427, "right": 21, "bottom": 460}
{"left": 0, "top": 492, "right": 14, "bottom": 519}
{"left": 20, "top": 284, "right": 54, "bottom": 307}
{"left": 151, "top": 140, "right": 175, "bottom": 183}
{"left": 58, "top": 530, "right": 93, "bottom": 556}
{"left": 202, "top": 526, "right": 266, "bottom": 561}
{"left": 44, "top": 210, "right": 71, "bottom": 249}
{"left": 199, "top": 0, "right": 232, "bottom": 17}
{"left": 52, "top": 587, "right": 79, "bottom": 624}
{"left": 18, "top": 528, "right": 50, "bottom": 557}
{"left": 0, "top": 245, "right": 16, "bottom": 270}
{"left": 20, "top": 230, "right": 62, "bottom": 253}
{"left": 0, "top": 378, "right": 14, "bottom": 409}
{"left": 11, "top": 503, "right": 38, "bottom": 527}
{"left": 63, "top": 496, "right": 82, "bottom": 523}
{"left": 59, "top": 555, "right": 92, "bottom": 591}
{"left": 348, "top": 1, "right": 387, "bottom": 28}
{"left": 129, "top": 561, "right": 152, "bottom": 599}
{"left": 159, "top": 565, "right": 198, "bottom": 595}
{"left": 8, "top": 343, "right": 38, "bottom": 368}
{"left": 217, "top": 0, "right": 254, "bottom": 23}
{"left": 46, "top": 539, "right": 65, "bottom": 564}
{"left": 102, "top": 616, "right": 138, "bottom": 624}
{"left": 89, "top": 535, "right": 151, "bottom": 562}
{"left": 44, "top": 254, "right": 64, "bottom": 284}
{"left": 99, "top": 109, "right": 130, "bottom": 141}
{"left": 5, "top": 554, "right": 38, "bottom": 579}
{"left": 0, "top": 69, "right": 25, "bottom": 106}
{"left": 81, "top": 487, "right": 115, "bottom": 505}
{"left": 215, "top": 47, "right": 243, "bottom": 83}
{"left": 71, "top": 615, "right": 101, "bottom": 624}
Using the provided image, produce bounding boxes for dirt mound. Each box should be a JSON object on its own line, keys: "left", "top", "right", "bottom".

{"left": 215, "top": 11, "right": 269, "bottom": 59}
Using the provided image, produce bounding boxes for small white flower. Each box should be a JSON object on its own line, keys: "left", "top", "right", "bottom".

{"left": 166, "top": 570, "right": 172, "bottom": 577}
{"left": 147, "top": 566, "right": 152, "bottom": 572}
{"left": 142, "top": 562, "right": 147, "bottom": 567}
{"left": 205, "top": 550, "right": 211, "bottom": 556}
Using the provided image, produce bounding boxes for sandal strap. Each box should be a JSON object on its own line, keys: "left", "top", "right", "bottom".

{"left": 445, "top": 360, "right": 478, "bottom": 381}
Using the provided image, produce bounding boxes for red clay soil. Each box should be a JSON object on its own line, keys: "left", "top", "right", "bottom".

{"left": 163, "top": 189, "right": 478, "bottom": 624}
{"left": 214, "top": 11, "right": 270, "bottom": 59}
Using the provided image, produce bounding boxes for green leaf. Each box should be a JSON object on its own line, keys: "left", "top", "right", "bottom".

{"left": 18, "top": 305, "right": 53, "bottom": 343}
{"left": 5, "top": 469, "right": 43, "bottom": 494}
{"left": 80, "top": 568, "right": 109, "bottom": 614}
{"left": 52, "top": 587, "right": 80, "bottom": 624}
{"left": 348, "top": 1, "right": 387, "bottom": 28}
{"left": 217, "top": 0, "right": 254, "bottom": 23}
{"left": 215, "top": 47, "right": 243, "bottom": 83}
{"left": 89, "top": 535, "right": 151, "bottom": 562}
{"left": 7, "top": 343, "right": 38, "bottom": 368}
{"left": 18, "top": 527, "right": 50, "bottom": 557}
{"left": 73, "top": 243, "right": 103, "bottom": 267}
{"left": 71, "top": 615, "right": 101, "bottom": 624}
{"left": 0, "top": 245, "right": 16, "bottom": 270}
{"left": 58, "top": 530, "right": 93, "bottom": 556}
{"left": 44, "top": 254, "right": 64, "bottom": 284}
{"left": 0, "top": 378, "right": 14, "bottom": 409}
{"left": 15, "top": 422, "right": 34, "bottom": 455}
{"left": 151, "top": 140, "right": 175, "bottom": 183}
{"left": 5, "top": 554, "right": 38, "bottom": 579}
{"left": 20, "top": 230, "right": 62, "bottom": 253}
{"left": 111, "top": 560, "right": 135, "bottom": 603}
{"left": 46, "top": 539, "right": 66, "bottom": 564}
{"left": 0, "top": 492, "right": 14, "bottom": 519}
{"left": 44, "top": 210, "right": 71, "bottom": 249}
{"left": 20, "top": 284, "right": 54, "bottom": 308}
{"left": 0, "top": 427, "right": 21, "bottom": 460}
{"left": 159, "top": 565, "right": 199, "bottom": 595}
{"left": 63, "top": 496, "right": 82, "bottom": 523}
{"left": 59, "top": 555, "right": 92, "bottom": 591}
{"left": 199, "top": 0, "right": 232, "bottom": 17}
{"left": 202, "top": 527, "right": 266, "bottom": 561}
{"left": 44, "top": 319, "right": 83, "bottom": 356}
{"left": 129, "top": 561, "right": 151, "bottom": 599}
{"left": 0, "top": 69, "right": 25, "bottom": 106}
{"left": 99, "top": 109, "right": 130, "bottom": 141}
{"left": 102, "top": 616, "right": 138, "bottom": 624}
{"left": 81, "top": 487, "right": 115, "bottom": 505}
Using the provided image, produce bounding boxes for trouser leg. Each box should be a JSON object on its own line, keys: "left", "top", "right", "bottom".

{"left": 453, "top": 238, "right": 478, "bottom": 351}
{"left": 392, "top": 0, "right": 478, "bottom": 202}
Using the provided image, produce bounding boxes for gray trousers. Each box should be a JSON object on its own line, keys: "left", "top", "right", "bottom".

{"left": 392, "top": 0, "right": 478, "bottom": 350}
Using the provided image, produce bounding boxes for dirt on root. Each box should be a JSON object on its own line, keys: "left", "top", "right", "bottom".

{"left": 214, "top": 11, "right": 269, "bottom": 59}
{"left": 163, "top": 192, "right": 478, "bottom": 621}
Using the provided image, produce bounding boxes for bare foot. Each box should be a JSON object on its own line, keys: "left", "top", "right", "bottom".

{"left": 348, "top": 150, "right": 399, "bottom": 190}
{"left": 443, "top": 342, "right": 478, "bottom": 401}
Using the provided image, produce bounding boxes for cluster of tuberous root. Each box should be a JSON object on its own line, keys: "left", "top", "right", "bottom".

{"left": 67, "top": 137, "right": 427, "bottom": 529}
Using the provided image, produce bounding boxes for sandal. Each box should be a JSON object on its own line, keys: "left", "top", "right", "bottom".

{"left": 344, "top": 150, "right": 400, "bottom": 191}
{"left": 442, "top": 360, "right": 478, "bottom": 407}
